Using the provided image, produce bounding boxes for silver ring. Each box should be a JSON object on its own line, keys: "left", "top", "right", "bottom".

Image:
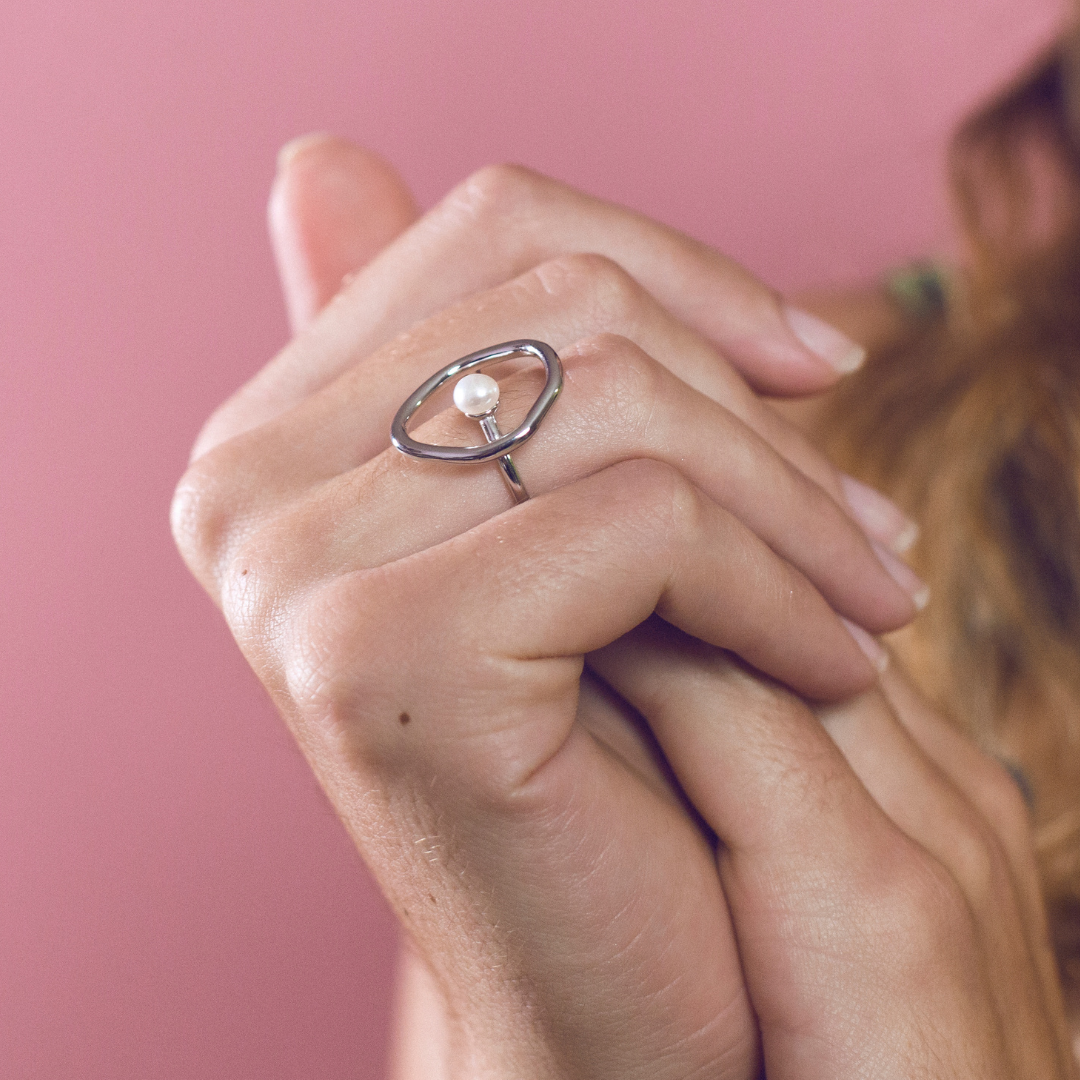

{"left": 390, "top": 340, "right": 563, "bottom": 503}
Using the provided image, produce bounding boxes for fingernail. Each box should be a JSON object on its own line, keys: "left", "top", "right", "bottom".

{"left": 841, "top": 474, "right": 919, "bottom": 554}
{"left": 782, "top": 304, "right": 867, "bottom": 374}
{"left": 842, "top": 618, "right": 889, "bottom": 673}
{"left": 873, "top": 540, "right": 930, "bottom": 611}
{"left": 276, "top": 131, "right": 334, "bottom": 174}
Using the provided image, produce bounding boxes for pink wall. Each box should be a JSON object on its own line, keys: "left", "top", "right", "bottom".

{"left": 1, "top": 1, "right": 1066, "bottom": 1076}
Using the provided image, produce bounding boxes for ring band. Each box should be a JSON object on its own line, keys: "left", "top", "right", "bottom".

{"left": 390, "top": 340, "right": 563, "bottom": 503}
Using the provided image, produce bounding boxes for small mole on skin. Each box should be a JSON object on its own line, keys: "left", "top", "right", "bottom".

{"left": 429, "top": 894, "right": 437, "bottom": 905}
{"left": 240, "top": 569, "right": 248, "bottom": 575}
{"left": 399, "top": 712, "right": 411, "bottom": 726}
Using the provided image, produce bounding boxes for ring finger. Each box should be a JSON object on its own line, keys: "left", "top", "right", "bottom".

{"left": 181, "top": 257, "right": 924, "bottom": 610}
{"left": 217, "top": 339, "right": 924, "bottom": 698}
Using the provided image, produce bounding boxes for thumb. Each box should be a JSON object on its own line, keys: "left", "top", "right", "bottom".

{"left": 269, "top": 134, "right": 420, "bottom": 334}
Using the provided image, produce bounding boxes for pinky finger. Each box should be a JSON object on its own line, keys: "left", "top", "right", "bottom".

{"left": 277, "top": 457, "right": 880, "bottom": 781}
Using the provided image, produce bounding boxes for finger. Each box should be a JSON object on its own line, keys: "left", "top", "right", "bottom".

{"left": 261, "top": 146, "right": 917, "bottom": 562}
{"left": 269, "top": 134, "right": 420, "bottom": 334}
{"left": 283, "top": 509, "right": 761, "bottom": 1080}
{"left": 200, "top": 336, "right": 920, "bottom": 650}
{"left": 877, "top": 665, "right": 1076, "bottom": 1077}
{"left": 265, "top": 459, "right": 878, "bottom": 1078}
{"left": 203, "top": 251, "right": 849, "bottom": 494}
{"left": 815, "top": 685, "right": 1064, "bottom": 1079}
{"left": 202, "top": 164, "right": 866, "bottom": 454}
{"left": 256, "top": 461, "right": 878, "bottom": 721}
{"left": 389, "top": 945, "right": 451, "bottom": 1080}
{"left": 588, "top": 625, "right": 1014, "bottom": 1078}
{"left": 594, "top": 627, "right": 1069, "bottom": 1077}
{"left": 188, "top": 253, "right": 920, "bottom": 577}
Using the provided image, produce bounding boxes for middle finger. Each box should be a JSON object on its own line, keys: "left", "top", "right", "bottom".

{"left": 215, "top": 332, "right": 921, "bottom": 648}
{"left": 190, "top": 254, "right": 918, "bottom": 562}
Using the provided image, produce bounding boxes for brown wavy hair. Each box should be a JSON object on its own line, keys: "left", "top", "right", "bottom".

{"left": 821, "top": 37, "right": 1080, "bottom": 990}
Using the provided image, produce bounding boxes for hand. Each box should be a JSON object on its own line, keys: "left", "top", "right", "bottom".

{"left": 175, "top": 141, "right": 925, "bottom": 1078}
{"left": 591, "top": 627, "right": 1077, "bottom": 1078}
{"left": 178, "top": 139, "right": 1068, "bottom": 1078}
{"left": 263, "top": 140, "right": 1078, "bottom": 1079}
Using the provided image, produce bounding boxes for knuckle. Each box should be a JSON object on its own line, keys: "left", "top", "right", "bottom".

{"left": 875, "top": 841, "right": 978, "bottom": 970}
{"left": 944, "top": 815, "right": 1013, "bottom": 914}
{"left": 280, "top": 571, "right": 390, "bottom": 725}
{"left": 612, "top": 456, "right": 700, "bottom": 537}
{"left": 533, "top": 252, "right": 643, "bottom": 325}
{"left": 279, "top": 587, "right": 341, "bottom": 717}
{"left": 665, "top": 470, "right": 709, "bottom": 545}
{"left": 217, "top": 528, "right": 293, "bottom": 648}
{"left": 566, "top": 333, "right": 664, "bottom": 434}
{"left": 448, "top": 162, "right": 545, "bottom": 223}
{"left": 978, "top": 756, "right": 1036, "bottom": 853}
{"left": 170, "top": 448, "right": 242, "bottom": 590}
{"left": 280, "top": 572, "right": 529, "bottom": 803}
{"left": 171, "top": 428, "right": 283, "bottom": 594}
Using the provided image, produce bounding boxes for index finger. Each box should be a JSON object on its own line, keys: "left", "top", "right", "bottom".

{"left": 198, "top": 164, "right": 864, "bottom": 456}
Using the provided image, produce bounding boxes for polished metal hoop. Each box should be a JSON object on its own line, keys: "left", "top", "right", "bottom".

{"left": 390, "top": 340, "right": 563, "bottom": 503}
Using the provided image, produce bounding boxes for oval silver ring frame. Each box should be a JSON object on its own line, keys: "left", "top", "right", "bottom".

{"left": 390, "top": 339, "right": 563, "bottom": 463}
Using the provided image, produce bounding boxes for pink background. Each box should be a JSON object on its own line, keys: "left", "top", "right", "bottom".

{"left": 0, "top": 1, "right": 1067, "bottom": 1076}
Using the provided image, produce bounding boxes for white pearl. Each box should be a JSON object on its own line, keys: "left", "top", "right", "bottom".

{"left": 453, "top": 372, "right": 500, "bottom": 417}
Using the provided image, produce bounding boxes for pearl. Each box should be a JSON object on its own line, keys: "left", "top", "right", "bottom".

{"left": 453, "top": 372, "right": 500, "bottom": 417}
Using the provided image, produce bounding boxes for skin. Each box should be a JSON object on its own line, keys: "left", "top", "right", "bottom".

{"left": 172, "top": 136, "right": 1078, "bottom": 1077}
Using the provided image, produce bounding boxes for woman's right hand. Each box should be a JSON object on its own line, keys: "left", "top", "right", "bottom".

{"left": 172, "top": 153, "right": 937, "bottom": 1077}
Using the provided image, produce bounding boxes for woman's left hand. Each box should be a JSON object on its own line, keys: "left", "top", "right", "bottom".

{"left": 592, "top": 625, "right": 1078, "bottom": 1077}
